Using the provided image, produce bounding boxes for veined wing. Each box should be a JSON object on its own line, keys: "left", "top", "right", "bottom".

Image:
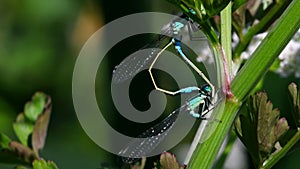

{"left": 112, "top": 35, "right": 170, "bottom": 84}
{"left": 118, "top": 104, "right": 186, "bottom": 163}
{"left": 118, "top": 87, "right": 219, "bottom": 163}
{"left": 111, "top": 14, "right": 190, "bottom": 84}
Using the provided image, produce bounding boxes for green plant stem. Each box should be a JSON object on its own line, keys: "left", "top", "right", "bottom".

{"left": 262, "top": 130, "right": 300, "bottom": 169}
{"left": 187, "top": 3, "right": 237, "bottom": 169}
{"left": 232, "top": 0, "right": 300, "bottom": 101}
{"left": 187, "top": 101, "right": 241, "bottom": 169}
{"left": 187, "top": 1, "right": 300, "bottom": 168}
{"left": 220, "top": 2, "right": 233, "bottom": 79}
{"left": 233, "top": 0, "right": 292, "bottom": 61}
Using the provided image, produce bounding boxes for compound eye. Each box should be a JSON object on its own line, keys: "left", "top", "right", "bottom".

{"left": 204, "top": 85, "right": 211, "bottom": 93}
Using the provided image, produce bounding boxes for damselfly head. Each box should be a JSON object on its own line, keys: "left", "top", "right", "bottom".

{"left": 201, "top": 84, "right": 212, "bottom": 95}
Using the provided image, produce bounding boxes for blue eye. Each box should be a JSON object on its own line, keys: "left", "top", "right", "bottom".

{"left": 205, "top": 86, "right": 211, "bottom": 92}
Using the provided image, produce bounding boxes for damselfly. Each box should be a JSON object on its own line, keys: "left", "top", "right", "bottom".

{"left": 118, "top": 84, "right": 216, "bottom": 164}
{"left": 114, "top": 10, "right": 219, "bottom": 164}
{"left": 112, "top": 11, "right": 215, "bottom": 99}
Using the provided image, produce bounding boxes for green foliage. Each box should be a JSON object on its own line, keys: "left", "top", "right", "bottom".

{"left": 11, "top": 93, "right": 50, "bottom": 148}
{"left": 233, "top": 83, "right": 300, "bottom": 169}
{"left": 10, "top": 159, "right": 59, "bottom": 169}
{"left": 32, "top": 159, "right": 58, "bottom": 169}
{"left": 235, "top": 92, "right": 290, "bottom": 168}
{"left": 0, "top": 92, "right": 58, "bottom": 168}
{"left": 13, "top": 114, "right": 34, "bottom": 146}
{"left": 167, "top": 0, "right": 231, "bottom": 21}
{"left": 24, "top": 93, "right": 47, "bottom": 122}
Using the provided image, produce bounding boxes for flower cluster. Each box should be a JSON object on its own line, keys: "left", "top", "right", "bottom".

{"left": 276, "top": 30, "right": 300, "bottom": 77}
{"left": 233, "top": 29, "right": 300, "bottom": 78}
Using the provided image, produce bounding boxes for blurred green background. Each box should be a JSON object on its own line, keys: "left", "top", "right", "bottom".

{"left": 1, "top": 0, "right": 300, "bottom": 169}
{"left": 0, "top": 0, "right": 181, "bottom": 168}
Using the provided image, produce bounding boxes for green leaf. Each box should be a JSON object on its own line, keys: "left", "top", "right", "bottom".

{"left": 24, "top": 92, "right": 47, "bottom": 122}
{"left": 0, "top": 92, "right": 52, "bottom": 165}
{"left": 32, "top": 159, "right": 58, "bottom": 169}
{"left": 235, "top": 92, "right": 289, "bottom": 168}
{"left": 13, "top": 92, "right": 51, "bottom": 151}
{"left": 13, "top": 114, "right": 34, "bottom": 146}
{"left": 255, "top": 93, "right": 281, "bottom": 153}
{"left": 32, "top": 96, "right": 52, "bottom": 155}
{"left": 0, "top": 133, "right": 11, "bottom": 149}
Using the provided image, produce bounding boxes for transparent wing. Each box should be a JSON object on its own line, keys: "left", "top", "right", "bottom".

{"left": 118, "top": 104, "right": 186, "bottom": 163}
{"left": 112, "top": 16, "right": 204, "bottom": 84}
{"left": 118, "top": 88, "right": 220, "bottom": 164}
{"left": 112, "top": 35, "right": 169, "bottom": 84}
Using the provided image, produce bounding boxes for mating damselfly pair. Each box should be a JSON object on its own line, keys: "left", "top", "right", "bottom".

{"left": 112, "top": 10, "right": 223, "bottom": 165}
